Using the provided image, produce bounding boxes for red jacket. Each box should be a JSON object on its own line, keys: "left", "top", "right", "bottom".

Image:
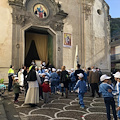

{"left": 41, "top": 83, "right": 51, "bottom": 93}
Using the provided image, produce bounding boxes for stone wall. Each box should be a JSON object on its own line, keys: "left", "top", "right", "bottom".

{"left": 85, "top": 0, "right": 110, "bottom": 72}
{"left": 57, "top": 0, "right": 110, "bottom": 72}
{"left": 0, "top": 0, "right": 12, "bottom": 81}
{"left": 56, "top": 0, "right": 82, "bottom": 69}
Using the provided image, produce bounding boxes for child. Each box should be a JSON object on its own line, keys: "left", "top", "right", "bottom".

{"left": 39, "top": 73, "right": 46, "bottom": 100}
{"left": 13, "top": 77, "right": 22, "bottom": 103}
{"left": 113, "top": 72, "right": 120, "bottom": 119}
{"left": 69, "top": 68, "right": 76, "bottom": 93}
{"left": 73, "top": 73, "right": 87, "bottom": 109}
{"left": 99, "top": 74, "right": 117, "bottom": 120}
{"left": 50, "top": 68, "right": 59, "bottom": 94}
{"left": 40, "top": 79, "right": 51, "bottom": 103}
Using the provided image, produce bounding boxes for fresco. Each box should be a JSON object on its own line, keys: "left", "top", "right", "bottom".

{"left": 64, "top": 33, "right": 71, "bottom": 47}
{"left": 34, "top": 4, "right": 48, "bottom": 18}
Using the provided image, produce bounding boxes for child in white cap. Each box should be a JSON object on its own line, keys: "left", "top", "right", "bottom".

{"left": 99, "top": 74, "right": 117, "bottom": 120}
{"left": 113, "top": 72, "right": 120, "bottom": 119}
{"left": 73, "top": 73, "right": 87, "bottom": 109}
{"left": 40, "top": 79, "right": 51, "bottom": 103}
{"left": 13, "top": 77, "right": 22, "bottom": 103}
{"left": 40, "top": 78, "right": 51, "bottom": 103}
{"left": 50, "top": 68, "right": 59, "bottom": 94}
{"left": 113, "top": 72, "right": 120, "bottom": 95}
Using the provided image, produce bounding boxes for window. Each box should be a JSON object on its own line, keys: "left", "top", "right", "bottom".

{"left": 97, "top": 9, "right": 102, "bottom": 15}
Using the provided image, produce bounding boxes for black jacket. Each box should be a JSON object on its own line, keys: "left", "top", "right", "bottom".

{"left": 27, "top": 70, "right": 37, "bottom": 81}
{"left": 60, "top": 70, "right": 69, "bottom": 83}
{"left": 74, "top": 69, "right": 84, "bottom": 81}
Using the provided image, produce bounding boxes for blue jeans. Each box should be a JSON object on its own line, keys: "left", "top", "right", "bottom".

{"left": 69, "top": 81, "right": 76, "bottom": 92}
{"left": 117, "top": 96, "right": 120, "bottom": 118}
{"left": 78, "top": 93, "right": 84, "bottom": 107}
{"left": 51, "top": 80, "right": 56, "bottom": 94}
{"left": 104, "top": 97, "right": 117, "bottom": 120}
{"left": 15, "top": 93, "right": 19, "bottom": 101}
{"left": 8, "top": 76, "right": 13, "bottom": 91}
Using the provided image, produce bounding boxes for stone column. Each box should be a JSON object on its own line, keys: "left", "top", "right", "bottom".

{"left": 56, "top": 31, "right": 63, "bottom": 68}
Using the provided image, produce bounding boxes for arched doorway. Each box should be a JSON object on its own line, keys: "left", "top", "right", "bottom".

{"left": 24, "top": 27, "right": 53, "bottom": 67}
{"left": 25, "top": 40, "right": 39, "bottom": 67}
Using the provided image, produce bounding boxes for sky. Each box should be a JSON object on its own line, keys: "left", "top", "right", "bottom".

{"left": 105, "top": 0, "right": 120, "bottom": 18}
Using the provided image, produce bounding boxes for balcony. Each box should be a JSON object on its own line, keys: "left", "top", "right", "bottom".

{"left": 111, "top": 53, "right": 120, "bottom": 63}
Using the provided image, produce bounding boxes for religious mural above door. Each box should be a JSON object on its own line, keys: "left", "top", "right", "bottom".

{"left": 33, "top": 4, "right": 48, "bottom": 18}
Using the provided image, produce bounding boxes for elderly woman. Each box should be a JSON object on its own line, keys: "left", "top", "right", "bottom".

{"left": 24, "top": 65, "right": 41, "bottom": 107}
{"left": 60, "top": 66, "right": 69, "bottom": 98}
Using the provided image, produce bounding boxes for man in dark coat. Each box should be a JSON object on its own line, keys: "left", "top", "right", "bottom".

{"left": 88, "top": 66, "right": 101, "bottom": 97}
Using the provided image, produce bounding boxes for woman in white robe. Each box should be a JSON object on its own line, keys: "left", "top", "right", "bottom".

{"left": 24, "top": 66, "right": 41, "bottom": 107}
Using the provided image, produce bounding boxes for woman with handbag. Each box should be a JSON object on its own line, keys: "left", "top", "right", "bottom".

{"left": 60, "top": 66, "right": 69, "bottom": 98}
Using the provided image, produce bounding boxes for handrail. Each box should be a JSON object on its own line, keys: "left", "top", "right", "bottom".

{"left": 111, "top": 54, "right": 120, "bottom": 60}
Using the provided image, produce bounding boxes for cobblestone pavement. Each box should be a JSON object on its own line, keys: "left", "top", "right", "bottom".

{"left": 2, "top": 91, "right": 117, "bottom": 120}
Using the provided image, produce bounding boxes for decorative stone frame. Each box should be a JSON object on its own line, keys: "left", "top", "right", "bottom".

{"left": 8, "top": 0, "right": 68, "bottom": 70}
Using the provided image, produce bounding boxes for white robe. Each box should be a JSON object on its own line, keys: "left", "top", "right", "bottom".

{"left": 24, "top": 71, "right": 41, "bottom": 104}
{"left": 18, "top": 69, "right": 24, "bottom": 86}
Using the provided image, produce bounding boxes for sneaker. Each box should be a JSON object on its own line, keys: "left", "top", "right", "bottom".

{"left": 14, "top": 100, "right": 18, "bottom": 103}
{"left": 39, "top": 97, "right": 43, "bottom": 100}
{"left": 80, "top": 105, "right": 85, "bottom": 109}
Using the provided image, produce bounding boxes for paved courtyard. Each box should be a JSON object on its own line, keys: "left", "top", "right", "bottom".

{"left": 2, "top": 91, "right": 117, "bottom": 120}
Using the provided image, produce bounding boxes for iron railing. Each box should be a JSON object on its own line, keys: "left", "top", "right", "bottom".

{"left": 111, "top": 53, "right": 120, "bottom": 61}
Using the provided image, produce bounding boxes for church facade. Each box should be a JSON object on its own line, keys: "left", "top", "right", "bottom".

{"left": 0, "top": 0, "right": 110, "bottom": 80}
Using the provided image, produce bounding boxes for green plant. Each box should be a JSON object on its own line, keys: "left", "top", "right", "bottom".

{"left": 0, "top": 79, "right": 4, "bottom": 84}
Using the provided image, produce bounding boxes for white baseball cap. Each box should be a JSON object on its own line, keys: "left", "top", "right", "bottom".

{"left": 52, "top": 68, "right": 56, "bottom": 72}
{"left": 14, "top": 77, "right": 19, "bottom": 80}
{"left": 100, "top": 74, "right": 111, "bottom": 82}
{"left": 71, "top": 68, "right": 74, "bottom": 71}
{"left": 45, "top": 76, "right": 49, "bottom": 79}
{"left": 57, "top": 69, "right": 60, "bottom": 72}
{"left": 113, "top": 72, "right": 120, "bottom": 78}
{"left": 77, "top": 73, "right": 84, "bottom": 78}
{"left": 41, "top": 73, "right": 46, "bottom": 76}
{"left": 44, "top": 79, "right": 49, "bottom": 82}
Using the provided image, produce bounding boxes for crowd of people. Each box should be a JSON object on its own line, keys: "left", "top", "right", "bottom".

{"left": 7, "top": 62, "right": 120, "bottom": 120}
